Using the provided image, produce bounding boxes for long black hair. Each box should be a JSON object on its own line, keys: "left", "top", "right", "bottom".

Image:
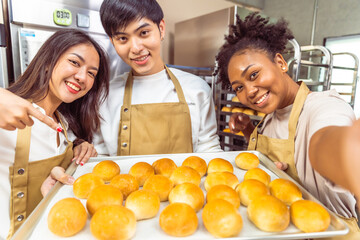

{"left": 214, "top": 12, "right": 294, "bottom": 90}
{"left": 7, "top": 29, "right": 110, "bottom": 142}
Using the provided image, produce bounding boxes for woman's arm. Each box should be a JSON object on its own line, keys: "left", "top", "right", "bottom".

{"left": 0, "top": 88, "right": 61, "bottom": 131}
{"left": 309, "top": 119, "right": 360, "bottom": 199}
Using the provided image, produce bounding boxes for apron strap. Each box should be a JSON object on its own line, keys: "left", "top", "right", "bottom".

{"left": 287, "top": 82, "right": 310, "bottom": 139}
{"left": 164, "top": 65, "right": 187, "bottom": 103}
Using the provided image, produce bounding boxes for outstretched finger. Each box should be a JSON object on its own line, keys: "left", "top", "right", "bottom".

{"left": 27, "top": 106, "right": 62, "bottom": 132}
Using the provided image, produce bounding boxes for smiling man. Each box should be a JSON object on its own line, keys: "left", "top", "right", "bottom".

{"left": 94, "top": 0, "right": 221, "bottom": 156}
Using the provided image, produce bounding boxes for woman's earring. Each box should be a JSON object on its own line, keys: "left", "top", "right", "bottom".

{"left": 282, "top": 67, "right": 286, "bottom": 70}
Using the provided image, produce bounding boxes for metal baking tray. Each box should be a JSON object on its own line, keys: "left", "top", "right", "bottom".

{"left": 12, "top": 151, "right": 349, "bottom": 239}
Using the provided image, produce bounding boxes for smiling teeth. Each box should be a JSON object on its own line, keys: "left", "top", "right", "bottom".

{"left": 66, "top": 82, "right": 80, "bottom": 91}
{"left": 135, "top": 55, "right": 147, "bottom": 61}
{"left": 256, "top": 92, "right": 268, "bottom": 104}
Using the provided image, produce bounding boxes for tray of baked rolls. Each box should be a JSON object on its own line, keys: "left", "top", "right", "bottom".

{"left": 13, "top": 151, "right": 349, "bottom": 240}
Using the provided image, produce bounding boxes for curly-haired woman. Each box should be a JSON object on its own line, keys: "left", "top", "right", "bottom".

{"left": 214, "top": 12, "right": 359, "bottom": 238}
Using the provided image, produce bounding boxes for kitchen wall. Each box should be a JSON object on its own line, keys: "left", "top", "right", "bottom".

{"left": 264, "top": 0, "right": 360, "bottom": 46}
{"left": 157, "top": 0, "right": 235, "bottom": 64}
{"left": 159, "top": 0, "right": 360, "bottom": 64}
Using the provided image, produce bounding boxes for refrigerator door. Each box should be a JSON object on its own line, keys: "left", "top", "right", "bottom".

{"left": 0, "top": 23, "right": 7, "bottom": 88}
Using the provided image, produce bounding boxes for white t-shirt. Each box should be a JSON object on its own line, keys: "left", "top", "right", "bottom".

{"left": 94, "top": 68, "right": 222, "bottom": 156}
{"left": 259, "top": 89, "right": 357, "bottom": 218}
{"left": 0, "top": 104, "right": 71, "bottom": 239}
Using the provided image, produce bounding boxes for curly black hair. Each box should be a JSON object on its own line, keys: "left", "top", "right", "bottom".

{"left": 213, "top": 12, "right": 294, "bottom": 90}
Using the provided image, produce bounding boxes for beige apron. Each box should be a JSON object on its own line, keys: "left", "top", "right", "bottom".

{"left": 248, "top": 82, "right": 360, "bottom": 239}
{"left": 117, "top": 66, "right": 193, "bottom": 155}
{"left": 7, "top": 116, "right": 73, "bottom": 239}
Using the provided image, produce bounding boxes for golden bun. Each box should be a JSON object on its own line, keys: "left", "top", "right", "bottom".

{"left": 221, "top": 106, "right": 233, "bottom": 112}
{"left": 159, "top": 202, "right": 198, "bottom": 237}
{"left": 290, "top": 200, "right": 330, "bottom": 233}
{"left": 207, "top": 158, "right": 234, "bottom": 174}
{"left": 86, "top": 185, "right": 123, "bottom": 216}
{"left": 231, "top": 96, "right": 240, "bottom": 102}
{"left": 73, "top": 173, "right": 104, "bottom": 199}
{"left": 110, "top": 174, "right": 139, "bottom": 199}
{"left": 244, "top": 168, "right": 271, "bottom": 186}
{"left": 257, "top": 112, "right": 266, "bottom": 117}
{"left": 182, "top": 156, "right": 207, "bottom": 177}
{"left": 223, "top": 128, "right": 231, "bottom": 133}
{"left": 90, "top": 205, "right": 136, "bottom": 240}
{"left": 125, "top": 189, "right": 160, "bottom": 220}
{"left": 242, "top": 109, "right": 255, "bottom": 116}
{"left": 236, "top": 179, "right": 270, "bottom": 207}
{"left": 48, "top": 198, "right": 87, "bottom": 237}
{"left": 235, "top": 152, "right": 259, "bottom": 170}
{"left": 202, "top": 199, "right": 243, "bottom": 238}
{"left": 269, "top": 178, "right": 302, "bottom": 205}
{"left": 247, "top": 195, "right": 290, "bottom": 232}
{"left": 143, "top": 175, "right": 173, "bottom": 201}
{"left": 169, "top": 183, "right": 204, "bottom": 212}
{"left": 152, "top": 158, "right": 177, "bottom": 178}
{"left": 204, "top": 172, "right": 239, "bottom": 191}
{"left": 92, "top": 160, "right": 120, "bottom": 182}
{"left": 206, "top": 184, "right": 240, "bottom": 209}
{"left": 170, "top": 166, "right": 201, "bottom": 186}
{"left": 128, "top": 162, "right": 154, "bottom": 186}
{"left": 231, "top": 107, "right": 244, "bottom": 113}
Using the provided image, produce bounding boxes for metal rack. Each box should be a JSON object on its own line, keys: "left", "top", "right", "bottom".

{"left": 291, "top": 46, "right": 359, "bottom": 107}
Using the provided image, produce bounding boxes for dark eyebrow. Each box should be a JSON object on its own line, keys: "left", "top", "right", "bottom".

{"left": 230, "top": 63, "right": 255, "bottom": 86}
{"left": 70, "top": 53, "right": 98, "bottom": 71}
{"left": 113, "top": 23, "right": 151, "bottom": 36}
{"left": 241, "top": 64, "right": 255, "bottom": 77}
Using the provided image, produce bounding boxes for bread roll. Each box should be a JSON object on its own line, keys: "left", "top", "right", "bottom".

{"left": 86, "top": 184, "right": 123, "bottom": 216}
{"left": 169, "top": 183, "right": 204, "bottom": 212}
{"left": 269, "top": 178, "right": 302, "bottom": 205}
{"left": 143, "top": 175, "right": 173, "bottom": 201}
{"left": 206, "top": 184, "right": 240, "bottom": 209}
{"left": 223, "top": 128, "right": 231, "bottom": 133}
{"left": 204, "top": 172, "right": 239, "bottom": 191}
{"left": 90, "top": 205, "right": 136, "bottom": 240}
{"left": 231, "top": 96, "right": 240, "bottom": 102}
{"left": 92, "top": 160, "right": 120, "bottom": 182}
{"left": 182, "top": 156, "right": 207, "bottom": 177}
{"left": 159, "top": 202, "right": 198, "bottom": 237}
{"left": 48, "top": 198, "right": 87, "bottom": 237}
{"left": 125, "top": 189, "right": 160, "bottom": 220}
{"left": 110, "top": 174, "right": 139, "bottom": 199}
{"left": 231, "top": 107, "right": 244, "bottom": 113}
{"left": 244, "top": 168, "right": 271, "bottom": 186}
{"left": 202, "top": 199, "right": 243, "bottom": 238}
{"left": 242, "top": 109, "right": 255, "bottom": 116}
{"left": 73, "top": 173, "right": 104, "bottom": 199}
{"left": 128, "top": 162, "right": 154, "bottom": 186}
{"left": 291, "top": 200, "right": 330, "bottom": 233}
{"left": 247, "top": 195, "right": 290, "bottom": 232}
{"left": 207, "top": 158, "right": 234, "bottom": 174}
{"left": 236, "top": 179, "right": 270, "bottom": 206}
{"left": 257, "top": 111, "right": 266, "bottom": 117}
{"left": 152, "top": 158, "right": 177, "bottom": 178}
{"left": 235, "top": 131, "right": 244, "bottom": 136}
{"left": 235, "top": 152, "right": 259, "bottom": 170}
{"left": 221, "top": 106, "right": 233, "bottom": 112}
{"left": 170, "top": 166, "right": 201, "bottom": 186}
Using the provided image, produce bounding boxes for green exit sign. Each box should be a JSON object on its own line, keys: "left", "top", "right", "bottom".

{"left": 53, "top": 9, "right": 72, "bottom": 26}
